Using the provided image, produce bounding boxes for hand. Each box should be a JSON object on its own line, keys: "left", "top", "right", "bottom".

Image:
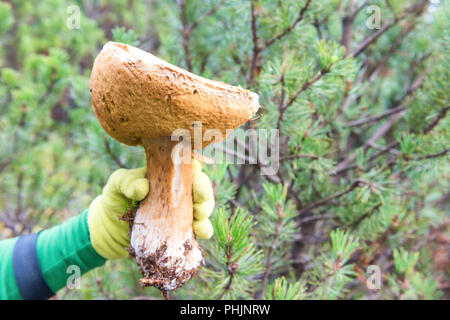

{"left": 87, "top": 160, "right": 215, "bottom": 260}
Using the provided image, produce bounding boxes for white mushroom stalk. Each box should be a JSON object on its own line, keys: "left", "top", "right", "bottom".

{"left": 130, "top": 137, "right": 203, "bottom": 290}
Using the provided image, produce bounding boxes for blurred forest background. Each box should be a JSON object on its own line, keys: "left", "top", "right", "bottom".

{"left": 0, "top": 0, "right": 448, "bottom": 300}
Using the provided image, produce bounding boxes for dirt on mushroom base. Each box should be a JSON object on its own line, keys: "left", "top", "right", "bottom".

{"left": 137, "top": 240, "right": 201, "bottom": 291}
{"left": 121, "top": 202, "right": 202, "bottom": 297}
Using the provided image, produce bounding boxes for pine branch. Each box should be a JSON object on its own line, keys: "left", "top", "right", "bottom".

{"left": 264, "top": 0, "right": 312, "bottom": 49}
{"left": 337, "top": 94, "right": 445, "bottom": 175}
{"left": 346, "top": 104, "right": 406, "bottom": 127}
{"left": 333, "top": 141, "right": 399, "bottom": 175}
{"left": 285, "top": 68, "right": 328, "bottom": 110}
{"left": 298, "top": 213, "right": 332, "bottom": 225}
{"left": 350, "top": 203, "right": 382, "bottom": 229}
{"left": 352, "top": 0, "right": 370, "bottom": 19}
{"left": 339, "top": 27, "right": 427, "bottom": 120}
{"left": 364, "top": 108, "right": 450, "bottom": 176}
{"left": 415, "top": 148, "right": 450, "bottom": 161}
{"left": 0, "top": 158, "right": 12, "bottom": 173}
{"left": 248, "top": 0, "right": 313, "bottom": 86}
{"left": 189, "top": 2, "right": 222, "bottom": 32}
{"left": 422, "top": 106, "right": 449, "bottom": 134}
{"left": 352, "top": 20, "right": 396, "bottom": 58}
{"left": 298, "top": 179, "right": 368, "bottom": 215}
{"left": 217, "top": 241, "right": 239, "bottom": 299}
{"left": 177, "top": 0, "right": 223, "bottom": 71}
{"left": 248, "top": 0, "right": 261, "bottom": 86}
{"left": 257, "top": 203, "right": 285, "bottom": 299}
{"left": 342, "top": 0, "right": 367, "bottom": 54}
{"left": 336, "top": 73, "right": 426, "bottom": 173}
{"left": 96, "top": 277, "right": 116, "bottom": 300}
{"left": 351, "top": 0, "right": 429, "bottom": 58}
{"left": 336, "top": 111, "right": 405, "bottom": 173}
{"left": 278, "top": 68, "right": 329, "bottom": 129}
{"left": 102, "top": 136, "right": 126, "bottom": 168}
{"left": 178, "top": 0, "right": 193, "bottom": 71}
{"left": 365, "top": 22, "right": 417, "bottom": 83}
{"left": 280, "top": 153, "right": 319, "bottom": 161}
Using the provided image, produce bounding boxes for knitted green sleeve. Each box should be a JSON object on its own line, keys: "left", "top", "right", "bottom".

{"left": 36, "top": 209, "right": 106, "bottom": 293}
{"left": 0, "top": 209, "right": 106, "bottom": 299}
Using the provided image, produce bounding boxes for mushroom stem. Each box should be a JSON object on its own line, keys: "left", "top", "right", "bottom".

{"left": 130, "top": 136, "right": 203, "bottom": 291}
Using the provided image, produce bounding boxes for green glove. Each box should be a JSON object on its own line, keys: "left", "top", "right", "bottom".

{"left": 87, "top": 160, "right": 215, "bottom": 260}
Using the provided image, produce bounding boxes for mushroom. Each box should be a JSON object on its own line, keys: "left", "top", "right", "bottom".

{"left": 89, "top": 42, "right": 260, "bottom": 291}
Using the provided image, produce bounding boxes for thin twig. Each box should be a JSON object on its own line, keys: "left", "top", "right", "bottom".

{"left": 352, "top": 0, "right": 370, "bottom": 19}
{"left": 335, "top": 73, "right": 426, "bottom": 173}
{"left": 218, "top": 239, "right": 239, "bottom": 299}
{"left": 280, "top": 153, "right": 319, "bottom": 161}
{"left": 102, "top": 136, "right": 126, "bottom": 168}
{"left": 96, "top": 278, "right": 116, "bottom": 300}
{"left": 352, "top": 21, "right": 396, "bottom": 58}
{"left": 277, "top": 68, "right": 328, "bottom": 129}
{"left": 346, "top": 104, "right": 406, "bottom": 127}
{"left": 351, "top": 0, "right": 428, "bottom": 57}
{"left": 422, "top": 106, "right": 449, "bottom": 134}
{"left": 298, "top": 179, "right": 368, "bottom": 215}
{"left": 415, "top": 148, "right": 450, "bottom": 161}
{"left": 334, "top": 141, "right": 399, "bottom": 175}
{"left": 342, "top": 0, "right": 358, "bottom": 54}
{"left": 248, "top": 0, "right": 261, "bottom": 86}
{"left": 264, "top": 0, "right": 312, "bottom": 49}
{"left": 177, "top": 0, "right": 222, "bottom": 72}
{"left": 257, "top": 203, "right": 285, "bottom": 299}
{"left": 298, "top": 213, "right": 332, "bottom": 225}
{"left": 285, "top": 68, "right": 328, "bottom": 110}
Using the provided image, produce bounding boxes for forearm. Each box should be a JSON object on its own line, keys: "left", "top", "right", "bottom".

{"left": 0, "top": 209, "right": 106, "bottom": 300}
{"left": 0, "top": 238, "right": 21, "bottom": 299}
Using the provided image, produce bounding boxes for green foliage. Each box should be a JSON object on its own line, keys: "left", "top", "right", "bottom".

{"left": 383, "top": 247, "right": 443, "bottom": 299}
{"left": 304, "top": 229, "right": 360, "bottom": 299}
{"left": 0, "top": 0, "right": 448, "bottom": 300}
{"left": 393, "top": 247, "right": 419, "bottom": 277}
{"left": 0, "top": 2, "right": 13, "bottom": 35}
{"left": 330, "top": 229, "right": 360, "bottom": 263}
{"left": 193, "top": 208, "right": 263, "bottom": 299}
{"left": 265, "top": 276, "right": 306, "bottom": 300}
{"left": 112, "top": 27, "right": 140, "bottom": 47}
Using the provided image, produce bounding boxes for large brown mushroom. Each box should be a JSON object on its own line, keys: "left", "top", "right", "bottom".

{"left": 90, "top": 42, "right": 260, "bottom": 291}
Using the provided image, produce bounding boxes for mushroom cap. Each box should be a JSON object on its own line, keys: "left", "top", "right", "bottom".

{"left": 90, "top": 42, "right": 260, "bottom": 148}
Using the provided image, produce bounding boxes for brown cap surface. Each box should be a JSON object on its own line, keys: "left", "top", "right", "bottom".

{"left": 90, "top": 42, "right": 260, "bottom": 147}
